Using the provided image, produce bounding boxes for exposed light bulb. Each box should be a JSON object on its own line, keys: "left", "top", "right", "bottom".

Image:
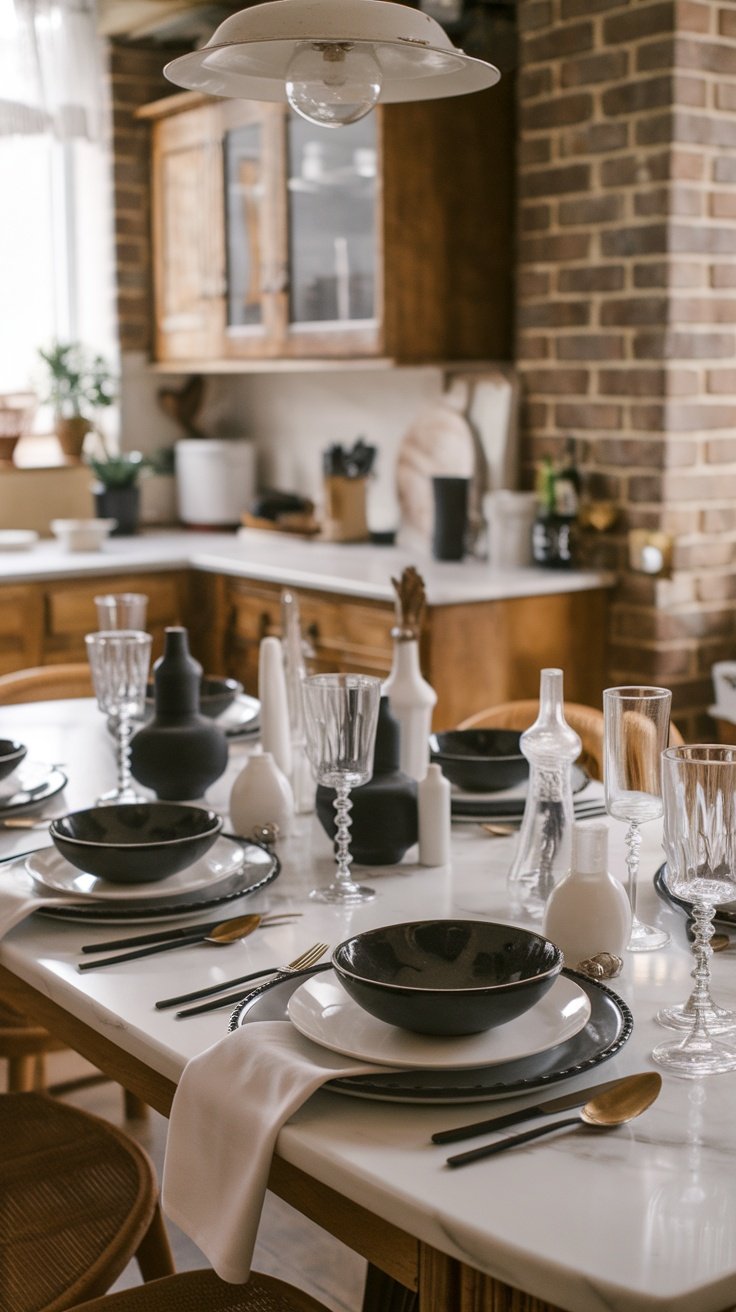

{"left": 285, "top": 41, "right": 382, "bottom": 128}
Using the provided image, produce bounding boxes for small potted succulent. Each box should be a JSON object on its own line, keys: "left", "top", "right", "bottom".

{"left": 87, "top": 449, "right": 147, "bottom": 536}
{"left": 38, "top": 341, "right": 115, "bottom": 462}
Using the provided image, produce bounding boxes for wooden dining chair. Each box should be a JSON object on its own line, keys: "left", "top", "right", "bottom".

{"left": 67, "top": 1271, "right": 333, "bottom": 1312}
{"left": 0, "top": 1091, "right": 174, "bottom": 1312}
{"left": 0, "top": 661, "right": 143, "bottom": 1115}
{"left": 457, "top": 699, "right": 685, "bottom": 783}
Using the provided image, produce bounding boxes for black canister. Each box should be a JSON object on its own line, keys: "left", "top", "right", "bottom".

{"left": 431, "top": 476, "right": 469, "bottom": 561}
{"left": 130, "top": 626, "right": 228, "bottom": 800}
{"left": 316, "top": 697, "right": 418, "bottom": 865}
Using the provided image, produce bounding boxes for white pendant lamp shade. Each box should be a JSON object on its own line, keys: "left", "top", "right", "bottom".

{"left": 164, "top": 0, "right": 501, "bottom": 125}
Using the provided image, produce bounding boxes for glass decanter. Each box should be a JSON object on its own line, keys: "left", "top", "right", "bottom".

{"left": 507, "top": 668, "right": 582, "bottom": 918}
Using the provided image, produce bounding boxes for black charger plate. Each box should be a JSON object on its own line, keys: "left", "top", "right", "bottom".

{"left": 451, "top": 764, "right": 589, "bottom": 820}
{"left": 653, "top": 862, "right": 736, "bottom": 928}
{"left": 229, "top": 968, "right": 632, "bottom": 1104}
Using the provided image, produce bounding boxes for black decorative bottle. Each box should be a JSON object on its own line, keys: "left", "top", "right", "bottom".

{"left": 316, "top": 697, "right": 418, "bottom": 865}
{"left": 130, "top": 627, "right": 228, "bottom": 801}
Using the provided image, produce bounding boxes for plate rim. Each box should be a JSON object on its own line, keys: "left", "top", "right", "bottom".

{"left": 26, "top": 833, "right": 247, "bottom": 903}
{"left": 0, "top": 763, "right": 67, "bottom": 815}
{"left": 286, "top": 971, "right": 591, "bottom": 1070}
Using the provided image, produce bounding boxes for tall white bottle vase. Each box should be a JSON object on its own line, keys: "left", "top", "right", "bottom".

{"left": 229, "top": 750, "right": 294, "bottom": 839}
{"left": 258, "top": 636, "right": 293, "bottom": 781}
{"left": 383, "top": 636, "right": 437, "bottom": 782}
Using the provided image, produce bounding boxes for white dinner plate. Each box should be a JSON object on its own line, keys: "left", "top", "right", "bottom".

{"left": 286, "top": 973, "right": 591, "bottom": 1070}
{"left": 0, "top": 762, "right": 67, "bottom": 814}
{"left": 0, "top": 530, "right": 38, "bottom": 552}
{"left": 220, "top": 694, "right": 260, "bottom": 737}
{"left": 26, "top": 835, "right": 246, "bottom": 902}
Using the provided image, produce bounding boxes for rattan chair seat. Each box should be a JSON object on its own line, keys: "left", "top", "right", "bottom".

{"left": 69, "top": 1271, "right": 332, "bottom": 1312}
{"left": 0, "top": 1093, "right": 173, "bottom": 1312}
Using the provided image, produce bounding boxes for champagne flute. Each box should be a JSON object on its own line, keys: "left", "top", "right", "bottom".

{"left": 652, "top": 746, "right": 736, "bottom": 1077}
{"left": 603, "top": 686, "right": 671, "bottom": 951}
{"left": 302, "top": 672, "right": 380, "bottom": 904}
{"left": 86, "top": 630, "right": 152, "bottom": 804}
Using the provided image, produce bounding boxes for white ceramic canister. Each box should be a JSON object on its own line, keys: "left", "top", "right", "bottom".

{"left": 175, "top": 439, "right": 255, "bottom": 528}
{"left": 229, "top": 750, "right": 294, "bottom": 838}
{"left": 483, "top": 490, "right": 537, "bottom": 569}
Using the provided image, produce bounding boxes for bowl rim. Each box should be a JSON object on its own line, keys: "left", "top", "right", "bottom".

{"left": 0, "top": 739, "right": 27, "bottom": 761}
{"left": 49, "top": 803, "right": 223, "bottom": 849}
{"left": 429, "top": 731, "right": 525, "bottom": 766}
{"left": 332, "top": 919, "right": 563, "bottom": 995}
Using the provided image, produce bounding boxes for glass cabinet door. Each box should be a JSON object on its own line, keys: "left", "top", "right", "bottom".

{"left": 224, "top": 119, "right": 266, "bottom": 332}
{"left": 286, "top": 117, "right": 377, "bottom": 333}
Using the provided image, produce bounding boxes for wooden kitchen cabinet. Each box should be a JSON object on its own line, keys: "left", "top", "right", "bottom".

{"left": 140, "top": 81, "right": 514, "bottom": 365}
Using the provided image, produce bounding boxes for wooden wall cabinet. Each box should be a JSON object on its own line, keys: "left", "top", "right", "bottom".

{"left": 141, "top": 83, "right": 514, "bottom": 366}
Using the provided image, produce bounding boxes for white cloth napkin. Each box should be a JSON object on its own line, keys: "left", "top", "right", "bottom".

{"left": 162, "top": 1019, "right": 386, "bottom": 1284}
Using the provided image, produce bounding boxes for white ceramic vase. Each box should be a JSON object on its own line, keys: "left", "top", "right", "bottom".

{"left": 258, "top": 636, "right": 293, "bottom": 781}
{"left": 382, "top": 638, "right": 436, "bottom": 781}
{"left": 229, "top": 750, "right": 294, "bottom": 838}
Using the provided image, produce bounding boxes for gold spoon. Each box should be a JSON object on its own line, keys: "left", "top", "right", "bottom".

{"left": 447, "top": 1072, "right": 662, "bottom": 1167}
{"left": 78, "top": 912, "right": 300, "bottom": 970}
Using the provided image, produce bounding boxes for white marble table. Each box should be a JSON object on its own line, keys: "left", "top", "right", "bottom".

{"left": 1, "top": 701, "right": 736, "bottom": 1312}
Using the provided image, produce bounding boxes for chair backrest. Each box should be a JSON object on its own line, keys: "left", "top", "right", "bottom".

{"left": 457, "top": 700, "right": 684, "bottom": 783}
{"left": 0, "top": 663, "right": 93, "bottom": 704}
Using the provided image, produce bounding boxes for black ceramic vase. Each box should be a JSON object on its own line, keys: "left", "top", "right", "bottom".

{"left": 431, "top": 476, "right": 469, "bottom": 561}
{"left": 316, "top": 697, "right": 418, "bottom": 865}
{"left": 130, "top": 627, "right": 228, "bottom": 801}
{"left": 93, "top": 483, "right": 140, "bottom": 536}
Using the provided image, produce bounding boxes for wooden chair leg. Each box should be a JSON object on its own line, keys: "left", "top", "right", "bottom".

{"left": 134, "top": 1204, "right": 176, "bottom": 1281}
{"left": 123, "top": 1089, "right": 149, "bottom": 1120}
{"left": 34, "top": 1054, "right": 46, "bottom": 1089}
{"left": 362, "top": 1265, "right": 417, "bottom": 1312}
{"left": 8, "top": 1054, "right": 37, "bottom": 1092}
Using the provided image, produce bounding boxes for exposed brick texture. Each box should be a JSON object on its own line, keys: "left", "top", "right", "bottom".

{"left": 517, "top": 0, "right": 736, "bottom": 736}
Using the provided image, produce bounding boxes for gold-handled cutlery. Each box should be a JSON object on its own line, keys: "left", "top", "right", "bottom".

{"left": 77, "top": 912, "right": 301, "bottom": 970}
{"left": 445, "top": 1072, "right": 662, "bottom": 1167}
{"left": 161, "top": 941, "right": 331, "bottom": 1018}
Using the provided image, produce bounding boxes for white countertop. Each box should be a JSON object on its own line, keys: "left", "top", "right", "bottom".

{"left": 0, "top": 529, "right": 615, "bottom": 606}
{"left": 1, "top": 701, "right": 735, "bottom": 1312}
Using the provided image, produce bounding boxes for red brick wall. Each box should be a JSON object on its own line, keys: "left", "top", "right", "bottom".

{"left": 517, "top": 0, "right": 736, "bottom": 736}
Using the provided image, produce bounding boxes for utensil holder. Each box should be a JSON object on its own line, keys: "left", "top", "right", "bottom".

{"left": 321, "top": 476, "right": 369, "bottom": 543}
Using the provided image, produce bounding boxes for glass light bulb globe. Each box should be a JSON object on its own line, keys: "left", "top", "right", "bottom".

{"left": 286, "top": 42, "right": 382, "bottom": 128}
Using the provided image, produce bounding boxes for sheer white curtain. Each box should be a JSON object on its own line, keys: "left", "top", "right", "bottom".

{"left": 0, "top": 0, "right": 116, "bottom": 404}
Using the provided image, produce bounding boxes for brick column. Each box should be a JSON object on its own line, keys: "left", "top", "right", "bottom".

{"left": 517, "top": 0, "right": 736, "bottom": 737}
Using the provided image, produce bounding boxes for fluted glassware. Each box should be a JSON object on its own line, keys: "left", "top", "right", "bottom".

{"left": 86, "top": 630, "right": 152, "bottom": 804}
{"left": 603, "top": 686, "right": 671, "bottom": 951}
{"left": 94, "top": 593, "right": 148, "bottom": 630}
{"left": 652, "top": 746, "right": 736, "bottom": 1077}
{"left": 302, "top": 672, "right": 381, "bottom": 904}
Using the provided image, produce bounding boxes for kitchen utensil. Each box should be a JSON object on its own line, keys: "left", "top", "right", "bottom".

{"left": 229, "top": 969, "right": 633, "bottom": 1105}
{"left": 445, "top": 1072, "right": 662, "bottom": 1166}
{"left": 332, "top": 920, "right": 562, "bottom": 1037}
{"left": 81, "top": 910, "right": 302, "bottom": 953}
{"left": 431, "top": 1074, "right": 640, "bottom": 1144}
{"left": 174, "top": 942, "right": 330, "bottom": 1017}
{"left": 156, "top": 957, "right": 329, "bottom": 1011}
{"left": 78, "top": 911, "right": 300, "bottom": 969}
{"left": 286, "top": 972, "right": 589, "bottom": 1069}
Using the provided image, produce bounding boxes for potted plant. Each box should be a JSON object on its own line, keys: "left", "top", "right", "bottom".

{"left": 87, "top": 449, "right": 147, "bottom": 536}
{"left": 38, "top": 341, "right": 115, "bottom": 462}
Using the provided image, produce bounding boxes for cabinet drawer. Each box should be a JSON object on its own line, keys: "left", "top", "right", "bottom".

{"left": 46, "top": 575, "right": 183, "bottom": 638}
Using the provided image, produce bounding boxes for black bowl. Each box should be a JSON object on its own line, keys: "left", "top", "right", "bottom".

{"left": 332, "top": 919, "right": 563, "bottom": 1036}
{"left": 145, "top": 675, "right": 243, "bottom": 720}
{"left": 49, "top": 802, "right": 223, "bottom": 885}
{"left": 430, "top": 729, "right": 528, "bottom": 793}
{"left": 0, "top": 739, "right": 27, "bottom": 783}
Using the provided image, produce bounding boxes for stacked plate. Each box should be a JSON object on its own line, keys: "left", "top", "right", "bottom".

{"left": 450, "top": 763, "right": 602, "bottom": 823}
{"left": 0, "top": 761, "right": 67, "bottom": 816}
{"left": 25, "top": 836, "right": 279, "bottom": 925}
{"left": 230, "top": 968, "right": 633, "bottom": 1105}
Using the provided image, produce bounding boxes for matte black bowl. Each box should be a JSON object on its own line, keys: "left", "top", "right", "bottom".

{"left": 0, "top": 739, "right": 27, "bottom": 783}
{"left": 49, "top": 802, "right": 223, "bottom": 885}
{"left": 430, "top": 729, "right": 528, "bottom": 793}
{"left": 332, "top": 919, "right": 563, "bottom": 1036}
{"left": 145, "top": 675, "right": 243, "bottom": 720}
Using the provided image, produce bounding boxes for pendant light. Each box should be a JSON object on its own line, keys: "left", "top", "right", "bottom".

{"left": 164, "top": 0, "right": 501, "bottom": 129}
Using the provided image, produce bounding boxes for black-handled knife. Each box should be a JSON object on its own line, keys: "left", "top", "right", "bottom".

{"left": 431, "top": 1075, "right": 626, "bottom": 1145}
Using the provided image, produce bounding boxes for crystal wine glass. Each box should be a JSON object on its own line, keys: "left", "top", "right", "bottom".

{"left": 603, "top": 686, "right": 671, "bottom": 951}
{"left": 86, "top": 630, "right": 152, "bottom": 804}
{"left": 302, "top": 672, "right": 381, "bottom": 904}
{"left": 94, "top": 592, "right": 148, "bottom": 630}
{"left": 652, "top": 746, "right": 736, "bottom": 1077}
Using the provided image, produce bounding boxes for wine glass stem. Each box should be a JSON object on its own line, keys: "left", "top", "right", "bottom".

{"left": 116, "top": 713, "right": 133, "bottom": 797}
{"left": 624, "top": 818, "right": 641, "bottom": 923}
{"left": 689, "top": 899, "right": 717, "bottom": 1041}
{"left": 333, "top": 783, "right": 353, "bottom": 887}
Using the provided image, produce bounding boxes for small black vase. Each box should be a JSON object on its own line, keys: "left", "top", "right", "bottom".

{"left": 316, "top": 697, "right": 418, "bottom": 865}
{"left": 130, "top": 627, "right": 228, "bottom": 801}
{"left": 93, "top": 483, "right": 140, "bottom": 536}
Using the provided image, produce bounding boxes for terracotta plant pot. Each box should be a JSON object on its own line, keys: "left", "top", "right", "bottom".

{"left": 56, "top": 416, "right": 91, "bottom": 462}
